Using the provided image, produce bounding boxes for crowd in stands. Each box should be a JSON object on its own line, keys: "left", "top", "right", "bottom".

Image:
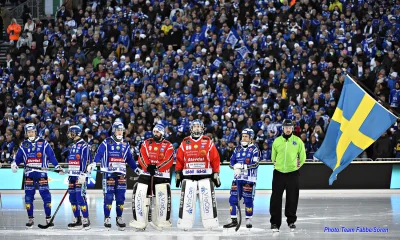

{"left": 1, "top": 0, "right": 400, "bottom": 164}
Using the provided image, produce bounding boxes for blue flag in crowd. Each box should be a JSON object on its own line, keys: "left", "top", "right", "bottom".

{"left": 226, "top": 27, "right": 240, "bottom": 47}
{"left": 213, "top": 57, "right": 223, "bottom": 68}
{"left": 236, "top": 46, "right": 251, "bottom": 59}
{"left": 314, "top": 75, "right": 397, "bottom": 185}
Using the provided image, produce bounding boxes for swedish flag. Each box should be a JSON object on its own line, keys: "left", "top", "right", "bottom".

{"left": 314, "top": 75, "right": 397, "bottom": 185}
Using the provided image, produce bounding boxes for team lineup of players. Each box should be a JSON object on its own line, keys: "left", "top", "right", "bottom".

{"left": 11, "top": 119, "right": 261, "bottom": 231}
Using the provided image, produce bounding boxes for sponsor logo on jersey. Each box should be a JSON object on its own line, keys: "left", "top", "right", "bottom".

{"left": 245, "top": 158, "right": 250, "bottom": 164}
{"left": 116, "top": 146, "right": 120, "bottom": 150}
{"left": 160, "top": 148, "right": 164, "bottom": 152}
{"left": 24, "top": 143, "right": 30, "bottom": 148}
{"left": 186, "top": 145, "right": 192, "bottom": 150}
{"left": 69, "top": 160, "right": 80, "bottom": 165}
{"left": 201, "top": 144, "right": 205, "bottom": 148}
{"left": 242, "top": 152, "right": 246, "bottom": 156}
{"left": 149, "top": 146, "right": 152, "bottom": 151}
{"left": 293, "top": 141, "right": 297, "bottom": 145}
{"left": 186, "top": 140, "right": 191, "bottom": 144}
{"left": 159, "top": 153, "right": 165, "bottom": 159}
{"left": 200, "top": 150, "right": 206, "bottom": 156}
{"left": 36, "top": 152, "right": 42, "bottom": 157}
{"left": 76, "top": 154, "right": 81, "bottom": 159}
{"left": 154, "top": 147, "right": 158, "bottom": 151}
{"left": 201, "top": 140, "right": 208, "bottom": 143}
{"left": 236, "top": 153, "right": 240, "bottom": 157}
{"left": 194, "top": 145, "right": 198, "bottom": 149}
{"left": 78, "top": 144, "right": 82, "bottom": 147}
{"left": 37, "top": 142, "right": 43, "bottom": 145}
{"left": 249, "top": 148, "right": 253, "bottom": 151}
{"left": 27, "top": 158, "right": 41, "bottom": 164}
{"left": 187, "top": 158, "right": 203, "bottom": 162}
{"left": 110, "top": 157, "right": 124, "bottom": 162}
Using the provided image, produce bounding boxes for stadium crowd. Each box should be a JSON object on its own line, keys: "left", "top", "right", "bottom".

{"left": 0, "top": 0, "right": 400, "bottom": 164}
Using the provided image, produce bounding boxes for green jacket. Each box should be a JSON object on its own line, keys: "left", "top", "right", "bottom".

{"left": 271, "top": 134, "right": 306, "bottom": 173}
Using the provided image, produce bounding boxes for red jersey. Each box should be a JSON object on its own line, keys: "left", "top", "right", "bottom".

{"left": 139, "top": 138, "right": 174, "bottom": 178}
{"left": 176, "top": 136, "right": 220, "bottom": 176}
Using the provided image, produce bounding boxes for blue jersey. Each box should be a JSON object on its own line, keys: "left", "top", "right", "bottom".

{"left": 229, "top": 143, "right": 260, "bottom": 183}
{"left": 94, "top": 137, "right": 137, "bottom": 174}
{"left": 14, "top": 138, "right": 59, "bottom": 174}
{"left": 67, "top": 139, "right": 92, "bottom": 176}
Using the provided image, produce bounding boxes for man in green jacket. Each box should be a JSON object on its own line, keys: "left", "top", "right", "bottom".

{"left": 270, "top": 119, "right": 306, "bottom": 232}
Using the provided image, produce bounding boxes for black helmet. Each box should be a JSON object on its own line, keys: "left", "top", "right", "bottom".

{"left": 282, "top": 119, "right": 294, "bottom": 127}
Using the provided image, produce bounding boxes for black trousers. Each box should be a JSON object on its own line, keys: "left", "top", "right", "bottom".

{"left": 270, "top": 169, "right": 300, "bottom": 228}
{"left": 136, "top": 175, "right": 170, "bottom": 196}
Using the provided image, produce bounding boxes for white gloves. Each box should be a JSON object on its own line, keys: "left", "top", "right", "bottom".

{"left": 233, "top": 163, "right": 247, "bottom": 177}
{"left": 78, "top": 173, "right": 87, "bottom": 184}
{"left": 11, "top": 162, "right": 18, "bottom": 173}
{"left": 55, "top": 165, "right": 65, "bottom": 175}
{"left": 87, "top": 163, "right": 96, "bottom": 174}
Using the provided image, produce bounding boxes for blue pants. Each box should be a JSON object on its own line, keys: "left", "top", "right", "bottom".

{"left": 103, "top": 173, "right": 126, "bottom": 218}
{"left": 229, "top": 180, "right": 255, "bottom": 218}
{"left": 68, "top": 176, "right": 89, "bottom": 218}
{"left": 24, "top": 172, "right": 52, "bottom": 218}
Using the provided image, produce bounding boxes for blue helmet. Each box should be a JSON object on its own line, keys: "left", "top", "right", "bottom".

{"left": 190, "top": 119, "right": 205, "bottom": 138}
{"left": 24, "top": 123, "right": 36, "bottom": 135}
{"left": 112, "top": 121, "right": 125, "bottom": 133}
{"left": 67, "top": 125, "right": 82, "bottom": 137}
{"left": 242, "top": 128, "right": 255, "bottom": 139}
{"left": 153, "top": 124, "right": 165, "bottom": 135}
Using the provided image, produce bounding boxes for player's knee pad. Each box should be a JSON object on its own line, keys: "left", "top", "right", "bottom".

{"left": 104, "top": 193, "right": 114, "bottom": 204}
{"left": 39, "top": 188, "right": 51, "bottom": 203}
{"left": 229, "top": 194, "right": 238, "bottom": 206}
{"left": 130, "top": 182, "right": 149, "bottom": 229}
{"left": 177, "top": 179, "right": 198, "bottom": 230}
{"left": 198, "top": 178, "right": 218, "bottom": 229}
{"left": 154, "top": 183, "right": 172, "bottom": 227}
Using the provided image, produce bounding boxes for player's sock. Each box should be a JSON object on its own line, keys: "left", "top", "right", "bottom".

{"left": 116, "top": 216, "right": 126, "bottom": 231}
{"left": 68, "top": 216, "right": 82, "bottom": 230}
{"left": 223, "top": 218, "right": 238, "bottom": 228}
{"left": 26, "top": 217, "right": 34, "bottom": 228}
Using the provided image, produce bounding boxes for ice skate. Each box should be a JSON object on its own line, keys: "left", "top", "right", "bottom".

{"left": 246, "top": 218, "right": 252, "bottom": 229}
{"left": 223, "top": 218, "right": 238, "bottom": 228}
{"left": 68, "top": 216, "right": 82, "bottom": 230}
{"left": 46, "top": 216, "right": 54, "bottom": 229}
{"left": 271, "top": 224, "right": 279, "bottom": 232}
{"left": 26, "top": 217, "right": 34, "bottom": 229}
{"left": 116, "top": 216, "right": 126, "bottom": 231}
{"left": 82, "top": 217, "right": 91, "bottom": 230}
{"left": 289, "top": 223, "right": 296, "bottom": 231}
{"left": 104, "top": 217, "right": 111, "bottom": 230}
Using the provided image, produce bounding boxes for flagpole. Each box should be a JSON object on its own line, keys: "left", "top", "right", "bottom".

{"left": 345, "top": 72, "right": 399, "bottom": 117}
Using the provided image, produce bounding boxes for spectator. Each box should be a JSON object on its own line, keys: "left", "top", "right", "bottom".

{"left": 7, "top": 18, "right": 21, "bottom": 44}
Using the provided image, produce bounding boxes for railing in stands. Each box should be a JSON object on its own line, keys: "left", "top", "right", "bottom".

{"left": 10, "top": 0, "right": 40, "bottom": 21}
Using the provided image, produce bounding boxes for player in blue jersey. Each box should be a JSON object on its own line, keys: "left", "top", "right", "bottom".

{"left": 11, "top": 123, "right": 65, "bottom": 228}
{"left": 91, "top": 120, "right": 139, "bottom": 231}
{"left": 66, "top": 125, "right": 93, "bottom": 230}
{"left": 223, "top": 128, "right": 260, "bottom": 229}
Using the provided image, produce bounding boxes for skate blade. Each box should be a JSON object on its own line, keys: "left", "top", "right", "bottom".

{"left": 105, "top": 228, "right": 111, "bottom": 231}
{"left": 272, "top": 229, "right": 280, "bottom": 233}
{"left": 68, "top": 226, "right": 83, "bottom": 230}
{"left": 290, "top": 228, "right": 295, "bottom": 232}
{"left": 118, "top": 227, "right": 125, "bottom": 231}
{"left": 84, "top": 226, "right": 91, "bottom": 230}
{"left": 26, "top": 226, "right": 34, "bottom": 229}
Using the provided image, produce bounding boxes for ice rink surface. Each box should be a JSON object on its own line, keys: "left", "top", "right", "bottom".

{"left": 0, "top": 190, "right": 399, "bottom": 240}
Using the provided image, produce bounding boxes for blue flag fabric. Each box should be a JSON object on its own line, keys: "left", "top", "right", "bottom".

{"left": 236, "top": 46, "right": 251, "bottom": 59}
{"left": 314, "top": 75, "right": 397, "bottom": 185}
{"left": 226, "top": 27, "right": 240, "bottom": 47}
